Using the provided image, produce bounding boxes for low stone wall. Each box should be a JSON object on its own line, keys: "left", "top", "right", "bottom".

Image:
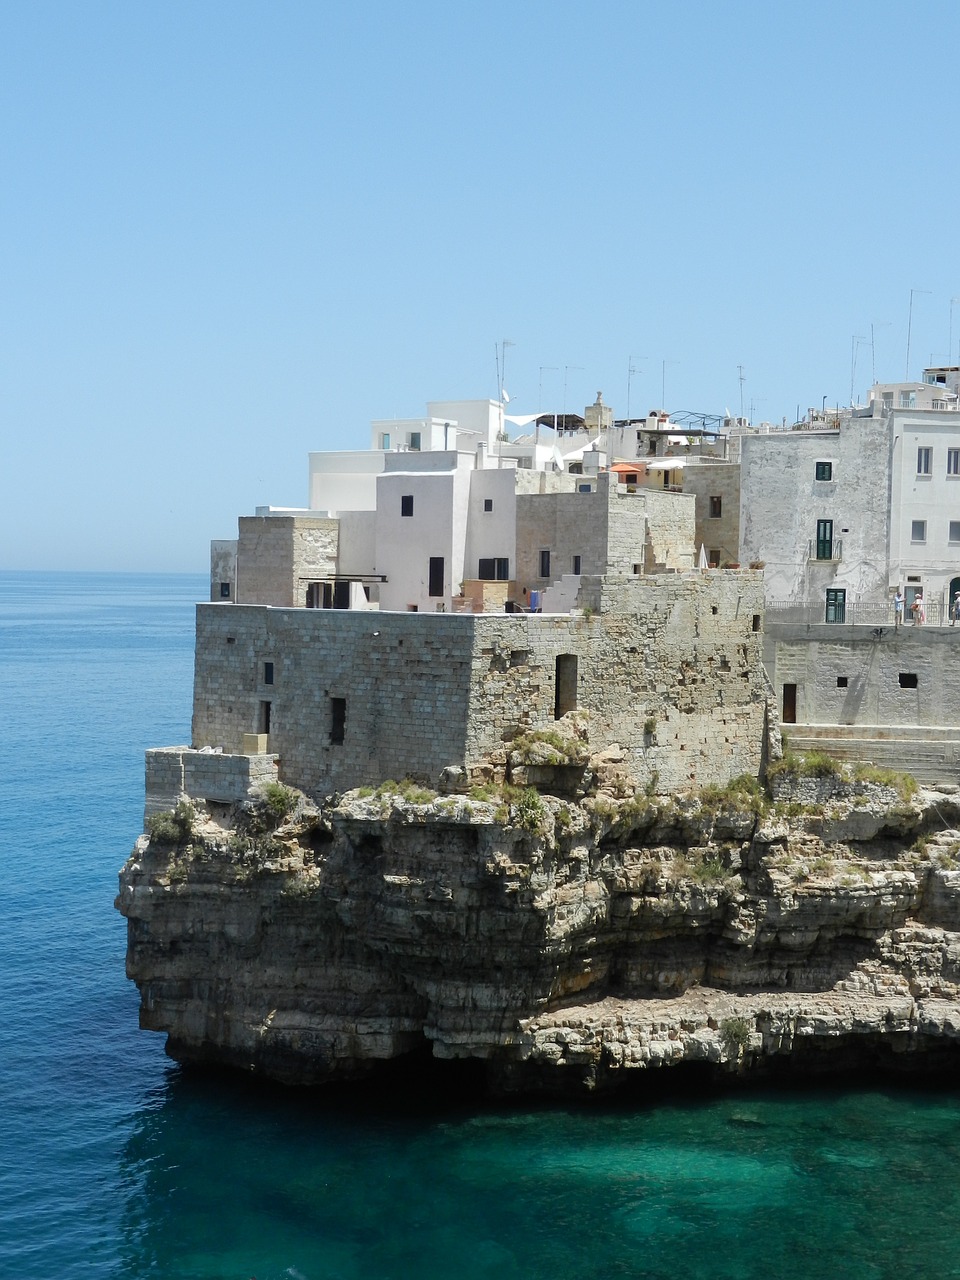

{"left": 145, "top": 747, "right": 279, "bottom": 818}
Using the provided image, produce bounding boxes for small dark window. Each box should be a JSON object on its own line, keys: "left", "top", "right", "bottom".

{"left": 259, "top": 700, "right": 271, "bottom": 734}
{"left": 711, "top": 605, "right": 719, "bottom": 615}
{"left": 633, "top": 563, "right": 642, "bottom": 574}
{"left": 219, "top": 581, "right": 231, "bottom": 599}
{"left": 837, "top": 676, "right": 848, "bottom": 688}
{"left": 572, "top": 555, "right": 582, "bottom": 575}
{"left": 330, "top": 697, "right": 346, "bottom": 744}
{"left": 479, "top": 558, "right": 508, "bottom": 581}
{"left": 263, "top": 661, "right": 274, "bottom": 685}
{"left": 752, "top": 614, "right": 761, "bottom": 631}
{"left": 483, "top": 498, "right": 493, "bottom": 512}
{"left": 428, "top": 556, "right": 444, "bottom": 597}
{"left": 709, "top": 496, "right": 722, "bottom": 518}
{"left": 401, "top": 494, "right": 414, "bottom": 517}
{"left": 815, "top": 461, "right": 833, "bottom": 481}
{"left": 899, "top": 673, "right": 918, "bottom": 689}
{"left": 539, "top": 549, "right": 551, "bottom": 578}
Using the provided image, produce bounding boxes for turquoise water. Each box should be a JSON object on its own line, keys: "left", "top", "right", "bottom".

{"left": 3, "top": 571, "right": 960, "bottom": 1279}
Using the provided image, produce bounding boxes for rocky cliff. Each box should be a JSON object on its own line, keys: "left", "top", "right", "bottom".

{"left": 116, "top": 769, "right": 960, "bottom": 1094}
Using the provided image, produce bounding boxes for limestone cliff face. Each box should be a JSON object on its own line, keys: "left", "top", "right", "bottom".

{"left": 116, "top": 779, "right": 960, "bottom": 1092}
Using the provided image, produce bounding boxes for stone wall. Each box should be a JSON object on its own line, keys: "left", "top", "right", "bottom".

{"left": 681, "top": 461, "right": 740, "bottom": 565}
{"left": 209, "top": 540, "right": 238, "bottom": 602}
{"left": 514, "top": 472, "right": 695, "bottom": 600}
{"left": 739, "top": 419, "right": 890, "bottom": 605}
{"left": 144, "top": 746, "right": 279, "bottom": 818}
{"left": 190, "top": 571, "right": 769, "bottom": 797}
{"left": 768, "top": 622, "right": 960, "bottom": 729}
{"left": 236, "top": 515, "right": 340, "bottom": 607}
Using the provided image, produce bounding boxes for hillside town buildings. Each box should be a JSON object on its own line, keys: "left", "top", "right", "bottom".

{"left": 183, "top": 370, "right": 960, "bottom": 800}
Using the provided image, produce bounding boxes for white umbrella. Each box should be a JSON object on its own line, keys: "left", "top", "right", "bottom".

{"left": 697, "top": 543, "right": 709, "bottom": 570}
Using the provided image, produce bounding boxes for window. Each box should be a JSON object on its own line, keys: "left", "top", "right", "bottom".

{"left": 752, "top": 614, "right": 761, "bottom": 632}
{"left": 572, "top": 555, "right": 582, "bottom": 575}
{"left": 837, "top": 676, "right": 848, "bottom": 688}
{"left": 401, "top": 494, "right": 414, "bottom": 517}
{"left": 539, "top": 549, "right": 551, "bottom": 578}
{"left": 259, "top": 700, "right": 271, "bottom": 734}
{"left": 428, "top": 557, "right": 444, "bottom": 597}
{"left": 901, "top": 391, "right": 917, "bottom": 408}
{"left": 409, "top": 431, "right": 421, "bottom": 451}
{"left": 918, "top": 447, "right": 932, "bottom": 475}
{"left": 330, "top": 697, "right": 346, "bottom": 744}
{"left": 882, "top": 392, "right": 893, "bottom": 407}
{"left": 483, "top": 498, "right": 493, "bottom": 512}
{"left": 815, "top": 461, "right": 833, "bottom": 481}
{"left": 219, "top": 581, "right": 231, "bottom": 599}
{"left": 709, "top": 549, "right": 721, "bottom": 567}
{"left": 899, "top": 673, "right": 918, "bottom": 689}
{"left": 263, "top": 661, "right": 274, "bottom": 685}
{"left": 478, "top": 558, "right": 509, "bottom": 581}
{"left": 949, "top": 449, "right": 960, "bottom": 476}
{"left": 709, "top": 496, "right": 722, "bottom": 518}
{"left": 380, "top": 432, "right": 391, "bottom": 450}
{"left": 911, "top": 520, "right": 926, "bottom": 542}
{"left": 815, "top": 519, "right": 834, "bottom": 560}
{"left": 825, "top": 588, "right": 846, "bottom": 623}
{"left": 950, "top": 521, "right": 960, "bottom": 543}
{"left": 577, "top": 483, "right": 592, "bottom": 493}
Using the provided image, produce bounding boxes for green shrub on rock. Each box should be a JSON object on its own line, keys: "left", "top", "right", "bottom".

{"left": 146, "top": 799, "right": 196, "bottom": 845}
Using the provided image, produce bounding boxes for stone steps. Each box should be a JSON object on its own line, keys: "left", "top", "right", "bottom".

{"left": 785, "top": 724, "right": 960, "bottom": 786}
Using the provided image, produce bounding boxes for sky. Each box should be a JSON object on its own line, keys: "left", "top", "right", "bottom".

{"left": 2, "top": 0, "right": 959, "bottom": 571}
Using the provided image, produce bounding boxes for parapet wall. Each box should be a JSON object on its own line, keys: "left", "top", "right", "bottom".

{"left": 145, "top": 746, "right": 279, "bottom": 819}
{"left": 190, "top": 571, "right": 769, "bottom": 798}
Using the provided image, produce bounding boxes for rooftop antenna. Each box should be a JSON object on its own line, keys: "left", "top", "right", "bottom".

{"left": 737, "top": 364, "right": 745, "bottom": 423}
{"left": 850, "top": 335, "right": 867, "bottom": 406}
{"left": 950, "top": 298, "right": 960, "bottom": 368}
{"left": 905, "top": 288, "right": 930, "bottom": 381}
{"left": 626, "top": 355, "right": 646, "bottom": 421}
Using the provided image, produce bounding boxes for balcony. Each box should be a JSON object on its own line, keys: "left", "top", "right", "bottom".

{"left": 808, "top": 537, "right": 842, "bottom": 562}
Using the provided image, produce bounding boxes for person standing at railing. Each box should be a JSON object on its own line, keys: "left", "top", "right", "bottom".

{"left": 952, "top": 591, "right": 960, "bottom": 626}
{"left": 894, "top": 588, "right": 904, "bottom": 628}
{"left": 911, "top": 592, "right": 925, "bottom": 625}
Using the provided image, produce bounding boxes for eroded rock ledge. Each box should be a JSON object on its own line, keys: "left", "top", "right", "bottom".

{"left": 116, "top": 774, "right": 960, "bottom": 1094}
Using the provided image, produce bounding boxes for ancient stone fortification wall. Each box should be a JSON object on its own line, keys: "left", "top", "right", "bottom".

{"left": 145, "top": 746, "right": 278, "bottom": 818}
{"left": 236, "top": 516, "right": 339, "bottom": 607}
{"left": 192, "top": 606, "right": 478, "bottom": 795}
{"left": 636, "top": 488, "right": 695, "bottom": 573}
{"left": 190, "top": 571, "right": 768, "bottom": 797}
{"left": 768, "top": 623, "right": 960, "bottom": 728}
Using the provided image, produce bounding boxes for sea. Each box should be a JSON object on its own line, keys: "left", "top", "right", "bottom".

{"left": 4, "top": 569, "right": 960, "bottom": 1280}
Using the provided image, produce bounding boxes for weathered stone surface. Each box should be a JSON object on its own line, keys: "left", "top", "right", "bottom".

{"left": 117, "top": 783, "right": 960, "bottom": 1093}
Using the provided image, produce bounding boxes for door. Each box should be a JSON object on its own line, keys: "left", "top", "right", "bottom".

{"left": 428, "top": 557, "right": 444, "bottom": 597}
{"left": 825, "top": 588, "right": 846, "bottom": 623}
{"left": 782, "top": 683, "right": 797, "bottom": 724}
{"left": 816, "top": 519, "right": 834, "bottom": 560}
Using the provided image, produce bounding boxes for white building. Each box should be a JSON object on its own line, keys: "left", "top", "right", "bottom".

{"left": 211, "top": 394, "right": 700, "bottom": 614}
{"left": 739, "top": 370, "right": 960, "bottom": 624}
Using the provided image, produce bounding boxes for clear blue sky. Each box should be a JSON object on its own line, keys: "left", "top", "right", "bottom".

{"left": 2, "top": 0, "right": 957, "bottom": 570}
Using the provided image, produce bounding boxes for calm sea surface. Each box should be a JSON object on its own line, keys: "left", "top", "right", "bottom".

{"left": 4, "top": 570, "right": 960, "bottom": 1279}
